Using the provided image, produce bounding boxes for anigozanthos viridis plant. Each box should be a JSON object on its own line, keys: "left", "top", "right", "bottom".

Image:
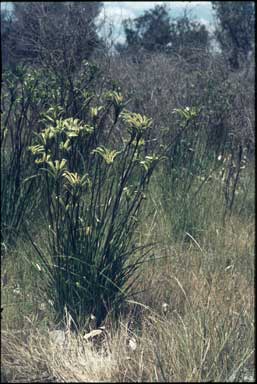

{"left": 27, "top": 97, "right": 162, "bottom": 330}
{"left": 91, "top": 146, "right": 121, "bottom": 164}
{"left": 0, "top": 67, "right": 48, "bottom": 247}
{"left": 173, "top": 106, "right": 200, "bottom": 122}
{"left": 30, "top": 107, "right": 94, "bottom": 173}
{"left": 1, "top": 63, "right": 122, "bottom": 249}
{"left": 105, "top": 90, "right": 126, "bottom": 122}
{"left": 159, "top": 105, "right": 238, "bottom": 241}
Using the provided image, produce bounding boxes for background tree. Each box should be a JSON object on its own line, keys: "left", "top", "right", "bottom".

{"left": 1, "top": 8, "right": 18, "bottom": 69}
{"left": 117, "top": 4, "right": 210, "bottom": 58}
{"left": 124, "top": 4, "right": 171, "bottom": 53}
{"left": 212, "top": 1, "right": 255, "bottom": 70}
{"left": 169, "top": 11, "right": 210, "bottom": 58}
{"left": 1, "top": 2, "right": 103, "bottom": 70}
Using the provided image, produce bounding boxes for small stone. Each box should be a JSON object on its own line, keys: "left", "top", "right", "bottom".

{"left": 83, "top": 329, "right": 103, "bottom": 340}
{"left": 49, "top": 330, "right": 66, "bottom": 345}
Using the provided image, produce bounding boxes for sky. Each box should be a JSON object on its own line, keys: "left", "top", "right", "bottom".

{"left": 1, "top": 1, "right": 215, "bottom": 43}
{"left": 101, "top": 1, "right": 214, "bottom": 22}
{"left": 99, "top": 1, "right": 215, "bottom": 43}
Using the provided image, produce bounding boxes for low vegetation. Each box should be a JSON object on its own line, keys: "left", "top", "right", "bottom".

{"left": 1, "top": 2, "right": 255, "bottom": 383}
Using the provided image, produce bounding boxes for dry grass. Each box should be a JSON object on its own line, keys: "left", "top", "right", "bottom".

{"left": 1, "top": 163, "right": 255, "bottom": 383}
{"left": 117, "top": 271, "right": 254, "bottom": 382}
{"left": 1, "top": 324, "right": 118, "bottom": 382}
{"left": 1, "top": 211, "right": 254, "bottom": 382}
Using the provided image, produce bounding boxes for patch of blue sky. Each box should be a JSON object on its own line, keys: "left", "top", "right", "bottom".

{"left": 1, "top": 2, "right": 215, "bottom": 44}
{"left": 98, "top": 1, "right": 215, "bottom": 44}
{"left": 1, "top": 2, "right": 13, "bottom": 12}
{"left": 101, "top": 1, "right": 214, "bottom": 21}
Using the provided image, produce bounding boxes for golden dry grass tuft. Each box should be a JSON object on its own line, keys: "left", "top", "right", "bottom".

{"left": 1, "top": 186, "right": 255, "bottom": 383}
{"left": 2, "top": 325, "right": 118, "bottom": 383}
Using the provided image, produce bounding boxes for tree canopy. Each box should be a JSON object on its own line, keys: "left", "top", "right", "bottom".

{"left": 117, "top": 5, "right": 210, "bottom": 58}
{"left": 212, "top": 1, "right": 255, "bottom": 69}
{"left": 1, "top": 2, "right": 103, "bottom": 70}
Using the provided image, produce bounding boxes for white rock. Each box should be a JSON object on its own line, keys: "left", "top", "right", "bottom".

{"left": 49, "top": 330, "right": 66, "bottom": 345}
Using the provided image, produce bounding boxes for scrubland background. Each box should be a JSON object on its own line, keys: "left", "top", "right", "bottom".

{"left": 1, "top": 2, "right": 255, "bottom": 382}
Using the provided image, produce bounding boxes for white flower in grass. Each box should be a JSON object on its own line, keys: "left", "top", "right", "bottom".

{"left": 89, "top": 314, "right": 97, "bottom": 330}
{"left": 162, "top": 302, "right": 169, "bottom": 314}
{"left": 36, "top": 263, "right": 42, "bottom": 271}
{"left": 13, "top": 284, "right": 21, "bottom": 295}
{"left": 39, "top": 302, "right": 46, "bottom": 311}
{"left": 128, "top": 337, "right": 137, "bottom": 351}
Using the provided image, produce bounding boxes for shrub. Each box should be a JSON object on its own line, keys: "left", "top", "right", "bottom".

{"left": 27, "top": 95, "right": 162, "bottom": 329}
